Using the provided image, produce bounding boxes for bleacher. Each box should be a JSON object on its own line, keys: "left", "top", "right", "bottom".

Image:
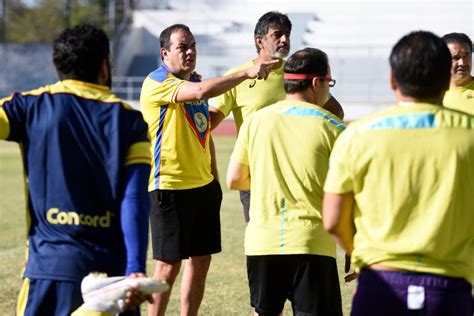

{"left": 114, "top": 0, "right": 472, "bottom": 119}
{"left": 1, "top": 0, "right": 472, "bottom": 119}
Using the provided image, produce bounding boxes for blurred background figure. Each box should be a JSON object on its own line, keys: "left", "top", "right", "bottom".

{"left": 442, "top": 32, "right": 474, "bottom": 115}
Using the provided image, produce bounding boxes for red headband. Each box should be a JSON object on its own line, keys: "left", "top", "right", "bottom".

{"left": 283, "top": 73, "right": 318, "bottom": 80}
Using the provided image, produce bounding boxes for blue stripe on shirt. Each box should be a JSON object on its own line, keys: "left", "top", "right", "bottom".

{"left": 280, "top": 198, "right": 286, "bottom": 254}
{"left": 154, "top": 105, "right": 168, "bottom": 190}
{"left": 281, "top": 106, "right": 345, "bottom": 130}
{"left": 365, "top": 113, "right": 437, "bottom": 129}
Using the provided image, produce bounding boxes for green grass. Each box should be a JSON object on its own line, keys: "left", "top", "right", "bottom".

{"left": 0, "top": 137, "right": 356, "bottom": 315}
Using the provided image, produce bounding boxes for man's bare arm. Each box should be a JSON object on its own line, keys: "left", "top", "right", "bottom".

{"left": 324, "top": 96, "right": 344, "bottom": 120}
{"left": 209, "top": 108, "right": 226, "bottom": 131}
{"left": 209, "top": 136, "right": 219, "bottom": 181}
{"left": 175, "top": 60, "right": 279, "bottom": 103}
{"left": 226, "top": 159, "right": 250, "bottom": 190}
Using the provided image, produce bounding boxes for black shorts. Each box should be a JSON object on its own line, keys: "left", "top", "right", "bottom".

{"left": 149, "top": 179, "right": 222, "bottom": 260}
{"left": 239, "top": 190, "right": 250, "bottom": 222}
{"left": 247, "top": 254, "right": 342, "bottom": 316}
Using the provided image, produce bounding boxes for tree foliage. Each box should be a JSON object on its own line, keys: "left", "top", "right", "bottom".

{"left": 3, "top": 0, "right": 130, "bottom": 43}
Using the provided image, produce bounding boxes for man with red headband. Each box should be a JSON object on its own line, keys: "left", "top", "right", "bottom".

{"left": 226, "top": 48, "right": 345, "bottom": 316}
{"left": 210, "top": 11, "right": 344, "bottom": 223}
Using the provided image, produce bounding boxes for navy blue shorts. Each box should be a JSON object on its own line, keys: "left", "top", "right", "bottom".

{"left": 247, "top": 254, "right": 342, "bottom": 316}
{"left": 351, "top": 269, "right": 473, "bottom": 316}
{"left": 17, "top": 278, "right": 140, "bottom": 316}
{"left": 17, "top": 278, "right": 82, "bottom": 315}
{"left": 149, "top": 179, "right": 222, "bottom": 260}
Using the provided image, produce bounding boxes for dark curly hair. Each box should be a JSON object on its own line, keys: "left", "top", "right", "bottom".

{"left": 53, "top": 24, "right": 110, "bottom": 83}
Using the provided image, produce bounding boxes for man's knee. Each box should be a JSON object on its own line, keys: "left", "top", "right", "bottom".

{"left": 189, "top": 255, "right": 212, "bottom": 268}
{"left": 153, "top": 259, "right": 182, "bottom": 281}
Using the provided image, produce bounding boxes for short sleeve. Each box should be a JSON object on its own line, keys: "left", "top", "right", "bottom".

{"left": 324, "top": 130, "right": 355, "bottom": 194}
{"left": 230, "top": 118, "right": 250, "bottom": 165}
{"left": 124, "top": 110, "right": 151, "bottom": 166}
{"left": 0, "top": 93, "right": 26, "bottom": 142}
{"left": 0, "top": 107, "right": 10, "bottom": 140}
{"left": 212, "top": 87, "right": 236, "bottom": 118}
{"left": 140, "top": 75, "right": 185, "bottom": 106}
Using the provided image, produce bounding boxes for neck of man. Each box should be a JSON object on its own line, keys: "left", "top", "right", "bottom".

{"left": 163, "top": 62, "right": 192, "bottom": 80}
{"left": 174, "top": 69, "right": 192, "bottom": 80}
{"left": 450, "top": 76, "right": 472, "bottom": 88}
{"left": 396, "top": 91, "right": 444, "bottom": 106}
{"left": 254, "top": 54, "right": 284, "bottom": 68}
{"left": 181, "top": 73, "right": 192, "bottom": 80}
{"left": 60, "top": 75, "right": 103, "bottom": 87}
{"left": 286, "top": 90, "right": 321, "bottom": 106}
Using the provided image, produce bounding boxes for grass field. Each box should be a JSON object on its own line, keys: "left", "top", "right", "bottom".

{"left": 0, "top": 136, "right": 356, "bottom": 315}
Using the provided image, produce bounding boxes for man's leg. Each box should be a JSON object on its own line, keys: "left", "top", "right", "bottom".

{"left": 148, "top": 259, "right": 182, "bottom": 316}
{"left": 247, "top": 256, "right": 289, "bottom": 316}
{"left": 291, "top": 255, "right": 342, "bottom": 316}
{"left": 148, "top": 188, "right": 186, "bottom": 316}
{"left": 179, "top": 255, "right": 212, "bottom": 316}
{"left": 175, "top": 180, "right": 221, "bottom": 315}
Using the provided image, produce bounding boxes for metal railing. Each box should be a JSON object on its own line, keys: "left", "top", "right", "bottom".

{"left": 112, "top": 76, "right": 146, "bottom": 100}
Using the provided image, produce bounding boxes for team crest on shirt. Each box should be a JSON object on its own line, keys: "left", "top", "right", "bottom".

{"left": 194, "top": 112, "right": 208, "bottom": 133}
{"left": 182, "top": 101, "right": 209, "bottom": 148}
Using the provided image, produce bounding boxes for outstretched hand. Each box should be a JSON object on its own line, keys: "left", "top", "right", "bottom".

{"left": 246, "top": 59, "right": 281, "bottom": 80}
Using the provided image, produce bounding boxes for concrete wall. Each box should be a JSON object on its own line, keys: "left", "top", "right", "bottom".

{"left": 114, "top": 26, "right": 160, "bottom": 76}
{"left": 0, "top": 44, "right": 56, "bottom": 98}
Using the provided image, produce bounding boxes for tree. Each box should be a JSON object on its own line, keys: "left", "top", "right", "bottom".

{"left": 3, "top": 0, "right": 132, "bottom": 43}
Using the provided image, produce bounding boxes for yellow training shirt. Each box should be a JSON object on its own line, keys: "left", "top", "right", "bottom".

{"left": 212, "top": 61, "right": 286, "bottom": 132}
{"left": 231, "top": 100, "right": 345, "bottom": 256}
{"left": 140, "top": 64, "right": 213, "bottom": 191}
{"left": 324, "top": 103, "right": 474, "bottom": 282}
{"left": 443, "top": 79, "right": 474, "bottom": 115}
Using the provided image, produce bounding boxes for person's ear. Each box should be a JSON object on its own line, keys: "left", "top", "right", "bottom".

{"left": 160, "top": 47, "right": 168, "bottom": 61}
{"left": 312, "top": 77, "right": 320, "bottom": 91}
{"left": 255, "top": 37, "right": 264, "bottom": 50}
{"left": 390, "top": 70, "right": 397, "bottom": 91}
{"left": 98, "top": 58, "right": 110, "bottom": 86}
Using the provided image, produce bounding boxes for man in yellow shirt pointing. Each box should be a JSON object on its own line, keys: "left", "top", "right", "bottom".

{"left": 140, "top": 23, "right": 277, "bottom": 316}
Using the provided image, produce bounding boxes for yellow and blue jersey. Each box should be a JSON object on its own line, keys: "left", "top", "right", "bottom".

{"left": 0, "top": 80, "right": 151, "bottom": 282}
{"left": 141, "top": 64, "right": 213, "bottom": 191}
{"left": 324, "top": 103, "right": 474, "bottom": 282}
